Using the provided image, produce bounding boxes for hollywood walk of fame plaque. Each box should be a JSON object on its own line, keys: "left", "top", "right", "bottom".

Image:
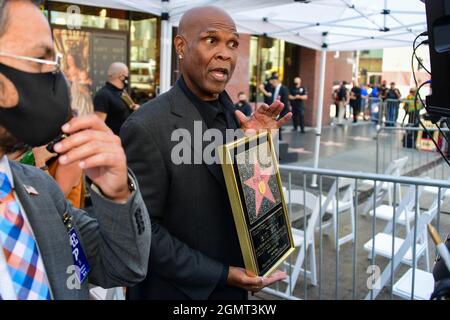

{"left": 219, "top": 131, "right": 295, "bottom": 277}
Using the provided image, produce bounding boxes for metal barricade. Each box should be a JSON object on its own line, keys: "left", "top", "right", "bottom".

{"left": 366, "top": 97, "right": 403, "bottom": 127}
{"left": 262, "top": 165, "right": 450, "bottom": 300}
{"left": 375, "top": 127, "right": 449, "bottom": 178}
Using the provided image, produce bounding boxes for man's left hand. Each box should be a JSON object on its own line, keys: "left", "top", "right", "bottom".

{"left": 235, "top": 99, "right": 292, "bottom": 131}
{"left": 227, "top": 266, "right": 287, "bottom": 293}
{"left": 53, "top": 115, "right": 130, "bottom": 203}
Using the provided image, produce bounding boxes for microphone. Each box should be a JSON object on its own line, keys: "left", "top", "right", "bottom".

{"left": 428, "top": 224, "right": 450, "bottom": 299}
{"left": 46, "top": 111, "right": 74, "bottom": 154}
{"left": 46, "top": 133, "right": 69, "bottom": 154}
{"left": 428, "top": 224, "right": 450, "bottom": 273}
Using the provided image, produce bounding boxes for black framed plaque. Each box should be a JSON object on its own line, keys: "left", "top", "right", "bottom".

{"left": 219, "top": 131, "right": 295, "bottom": 277}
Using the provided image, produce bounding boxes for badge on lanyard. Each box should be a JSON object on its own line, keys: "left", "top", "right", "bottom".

{"left": 63, "top": 212, "right": 91, "bottom": 284}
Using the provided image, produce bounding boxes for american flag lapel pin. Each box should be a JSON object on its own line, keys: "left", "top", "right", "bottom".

{"left": 23, "top": 184, "right": 39, "bottom": 196}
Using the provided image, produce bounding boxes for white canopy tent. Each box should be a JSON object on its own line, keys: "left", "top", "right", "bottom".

{"left": 54, "top": 0, "right": 428, "bottom": 181}
{"left": 235, "top": 0, "right": 427, "bottom": 51}
{"left": 54, "top": 0, "right": 294, "bottom": 91}
{"left": 233, "top": 0, "right": 427, "bottom": 184}
{"left": 54, "top": 0, "right": 292, "bottom": 19}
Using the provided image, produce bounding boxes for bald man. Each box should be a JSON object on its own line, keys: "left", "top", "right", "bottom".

{"left": 121, "top": 6, "right": 290, "bottom": 300}
{"left": 94, "top": 62, "right": 138, "bottom": 135}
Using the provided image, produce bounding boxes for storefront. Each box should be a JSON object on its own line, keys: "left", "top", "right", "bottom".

{"left": 248, "top": 36, "right": 306, "bottom": 104}
{"left": 248, "top": 36, "right": 285, "bottom": 103}
{"left": 41, "top": 1, "right": 353, "bottom": 127}
{"left": 44, "top": 1, "right": 160, "bottom": 113}
{"left": 248, "top": 34, "right": 354, "bottom": 127}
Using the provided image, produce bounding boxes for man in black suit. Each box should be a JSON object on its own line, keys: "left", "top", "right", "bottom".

{"left": 269, "top": 75, "right": 290, "bottom": 140}
{"left": 120, "top": 6, "right": 291, "bottom": 300}
{"left": 258, "top": 71, "right": 278, "bottom": 105}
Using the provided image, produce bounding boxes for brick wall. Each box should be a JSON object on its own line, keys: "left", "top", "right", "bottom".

{"left": 299, "top": 49, "right": 354, "bottom": 127}
{"left": 298, "top": 48, "right": 321, "bottom": 126}
{"left": 226, "top": 33, "right": 251, "bottom": 104}
{"left": 326, "top": 51, "right": 354, "bottom": 124}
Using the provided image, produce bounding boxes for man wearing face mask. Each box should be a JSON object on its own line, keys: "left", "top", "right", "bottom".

{"left": 234, "top": 92, "right": 252, "bottom": 117}
{"left": 94, "top": 62, "right": 139, "bottom": 135}
{"left": 289, "top": 77, "right": 307, "bottom": 133}
{"left": 0, "top": 0, "right": 151, "bottom": 300}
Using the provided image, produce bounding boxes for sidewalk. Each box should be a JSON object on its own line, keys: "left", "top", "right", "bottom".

{"left": 281, "top": 120, "right": 379, "bottom": 172}
{"left": 280, "top": 119, "right": 446, "bottom": 177}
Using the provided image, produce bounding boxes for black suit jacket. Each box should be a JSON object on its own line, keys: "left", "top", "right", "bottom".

{"left": 6, "top": 161, "right": 151, "bottom": 299}
{"left": 271, "top": 84, "right": 290, "bottom": 117}
{"left": 120, "top": 82, "right": 246, "bottom": 300}
{"left": 277, "top": 85, "right": 291, "bottom": 117}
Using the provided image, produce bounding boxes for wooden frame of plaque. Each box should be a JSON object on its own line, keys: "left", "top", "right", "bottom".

{"left": 219, "top": 130, "right": 295, "bottom": 278}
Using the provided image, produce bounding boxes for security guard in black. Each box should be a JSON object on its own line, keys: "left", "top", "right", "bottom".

{"left": 93, "top": 82, "right": 132, "bottom": 135}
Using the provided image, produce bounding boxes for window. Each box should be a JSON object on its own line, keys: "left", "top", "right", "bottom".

{"left": 130, "top": 17, "right": 159, "bottom": 104}
{"left": 47, "top": 2, "right": 160, "bottom": 103}
{"left": 248, "top": 36, "right": 285, "bottom": 102}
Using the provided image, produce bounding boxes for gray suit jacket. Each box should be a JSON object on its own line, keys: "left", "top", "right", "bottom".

{"left": 121, "top": 81, "right": 245, "bottom": 300}
{"left": 8, "top": 160, "right": 151, "bottom": 300}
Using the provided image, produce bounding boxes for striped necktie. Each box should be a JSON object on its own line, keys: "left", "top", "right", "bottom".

{"left": 0, "top": 172, "right": 51, "bottom": 300}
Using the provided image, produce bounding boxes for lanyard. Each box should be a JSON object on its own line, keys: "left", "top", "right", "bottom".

{"left": 63, "top": 212, "right": 91, "bottom": 284}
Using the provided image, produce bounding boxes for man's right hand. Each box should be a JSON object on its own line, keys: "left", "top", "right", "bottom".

{"left": 54, "top": 115, "right": 130, "bottom": 204}
{"left": 227, "top": 266, "right": 286, "bottom": 292}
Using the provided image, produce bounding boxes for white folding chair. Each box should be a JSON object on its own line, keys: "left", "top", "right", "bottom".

{"left": 392, "top": 268, "right": 434, "bottom": 300}
{"left": 368, "top": 185, "right": 424, "bottom": 234}
{"left": 320, "top": 178, "right": 356, "bottom": 251}
{"left": 423, "top": 184, "right": 450, "bottom": 200}
{"left": 364, "top": 186, "right": 430, "bottom": 272}
{"left": 264, "top": 188, "right": 322, "bottom": 299}
{"left": 392, "top": 187, "right": 450, "bottom": 300}
{"left": 361, "top": 156, "right": 408, "bottom": 214}
{"left": 364, "top": 194, "right": 444, "bottom": 300}
{"left": 366, "top": 183, "right": 448, "bottom": 271}
{"left": 364, "top": 211, "right": 437, "bottom": 300}
{"left": 364, "top": 231, "right": 429, "bottom": 270}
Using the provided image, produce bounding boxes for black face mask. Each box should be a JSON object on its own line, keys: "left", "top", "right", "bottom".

{"left": 0, "top": 63, "right": 71, "bottom": 147}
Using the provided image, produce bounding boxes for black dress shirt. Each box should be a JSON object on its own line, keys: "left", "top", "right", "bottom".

{"left": 177, "top": 76, "right": 243, "bottom": 293}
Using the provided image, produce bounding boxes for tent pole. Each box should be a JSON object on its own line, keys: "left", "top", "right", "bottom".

{"left": 160, "top": 0, "right": 172, "bottom": 94}
{"left": 311, "top": 46, "right": 327, "bottom": 188}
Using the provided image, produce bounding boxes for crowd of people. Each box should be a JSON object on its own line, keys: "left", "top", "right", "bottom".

{"left": 253, "top": 75, "right": 419, "bottom": 132}
{"left": 332, "top": 80, "right": 423, "bottom": 127}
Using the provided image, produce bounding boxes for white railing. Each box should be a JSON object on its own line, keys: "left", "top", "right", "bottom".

{"left": 262, "top": 165, "right": 450, "bottom": 300}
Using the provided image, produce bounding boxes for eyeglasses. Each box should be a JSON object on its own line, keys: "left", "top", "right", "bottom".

{"left": 0, "top": 52, "right": 62, "bottom": 73}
